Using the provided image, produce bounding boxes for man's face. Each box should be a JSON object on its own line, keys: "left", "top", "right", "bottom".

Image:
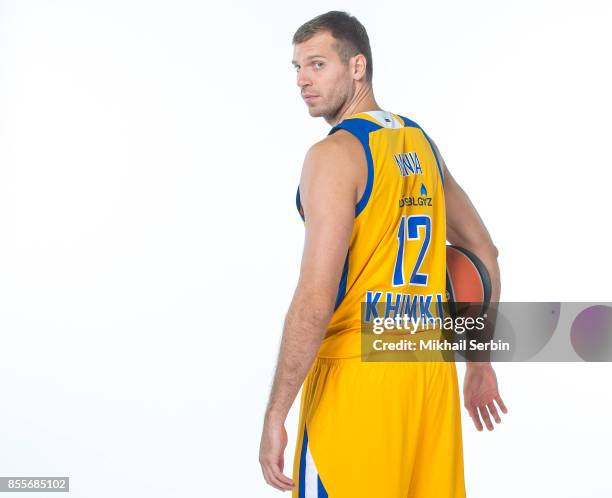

{"left": 292, "top": 31, "right": 353, "bottom": 120}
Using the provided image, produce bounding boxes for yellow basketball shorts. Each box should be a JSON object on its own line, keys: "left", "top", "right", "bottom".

{"left": 292, "top": 357, "right": 466, "bottom": 498}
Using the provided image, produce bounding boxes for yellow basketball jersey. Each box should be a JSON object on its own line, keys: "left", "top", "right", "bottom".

{"left": 296, "top": 110, "right": 447, "bottom": 358}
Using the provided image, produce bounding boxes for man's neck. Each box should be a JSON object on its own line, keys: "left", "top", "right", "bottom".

{"left": 326, "top": 87, "right": 382, "bottom": 126}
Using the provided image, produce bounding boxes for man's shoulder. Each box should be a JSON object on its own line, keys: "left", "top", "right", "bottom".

{"left": 300, "top": 132, "right": 365, "bottom": 191}
{"left": 307, "top": 129, "right": 364, "bottom": 161}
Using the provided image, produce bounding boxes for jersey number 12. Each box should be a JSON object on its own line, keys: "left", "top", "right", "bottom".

{"left": 392, "top": 215, "right": 431, "bottom": 287}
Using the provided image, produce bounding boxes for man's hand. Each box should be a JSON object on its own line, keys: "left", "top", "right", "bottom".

{"left": 259, "top": 416, "right": 295, "bottom": 491}
{"left": 463, "top": 363, "right": 508, "bottom": 431}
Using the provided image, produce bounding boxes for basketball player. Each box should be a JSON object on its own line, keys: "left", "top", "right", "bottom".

{"left": 259, "top": 11, "right": 507, "bottom": 497}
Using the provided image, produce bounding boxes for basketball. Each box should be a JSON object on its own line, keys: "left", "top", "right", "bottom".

{"left": 446, "top": 245, "right": 492, "bottom": 317}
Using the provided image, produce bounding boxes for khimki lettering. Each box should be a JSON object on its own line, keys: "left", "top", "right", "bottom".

{"left": 364, "top": 291, "right": 445, "bottom": 323}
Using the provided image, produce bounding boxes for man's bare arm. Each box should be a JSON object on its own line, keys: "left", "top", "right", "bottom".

{"left": 259, "top": 134, "right": 358, "bottom": 490}
{"left": 430, "top": 140, "right": 501, "bottom": 305}
{"left": 429, "top": 138, "right": 508, "bottom": 431}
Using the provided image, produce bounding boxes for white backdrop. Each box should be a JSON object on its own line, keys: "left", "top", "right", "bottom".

{"left": 0, "top": 0, "right": 611, "bottom": 496}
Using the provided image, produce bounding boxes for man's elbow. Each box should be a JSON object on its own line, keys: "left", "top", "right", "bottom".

{"left": 291, "top": 285, "right": 336, "bottom": 329}
{"left": 488, "top": 243, "right": 499, "bottom": 260}
{"left": 479, "top": 242, "right": 499, "bottom": 261}
{"left": 460, "top": 240, "right": 498, "bottom": 261}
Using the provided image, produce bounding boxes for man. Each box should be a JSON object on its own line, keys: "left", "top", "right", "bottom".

{"left": 259, "top": 11, "right": 507, "bottom": 498}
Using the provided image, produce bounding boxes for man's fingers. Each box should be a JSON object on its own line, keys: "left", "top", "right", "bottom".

{"left": 261, "top": 462, "right": 294, "bottom": 491}
{"left": 487, "top": 401, "right": 501, "bottom": 424}
{"left": 272, "top": 464, "right": 293, "bottom": 486}
{"left": 270, "top": 461, "right": 295, "bottom": 488}
{"left": 466, "top": 404, "right": 483, "bottom": 431}
{"left": 478, "top": 405, "right": 494, "bottom": 431}
{"left": 495, "top": 395, "right": 508, "bottom": 414}
{"left": 261, "top": 465, "right": 285, "bottom": 491}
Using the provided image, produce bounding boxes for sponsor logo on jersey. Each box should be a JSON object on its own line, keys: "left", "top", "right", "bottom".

{"left": 399, "top": 196, "right": 432, "bottom": 207}
{"left": 393, "top": 152, "right": 423, "bottom": 177}
{"left": 398, "top": 183, "right": 432, "bottom": 207}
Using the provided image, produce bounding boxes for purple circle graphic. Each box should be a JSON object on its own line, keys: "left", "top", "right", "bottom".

{"left": 570, "top": 305, "right": 612, "bottom": 361}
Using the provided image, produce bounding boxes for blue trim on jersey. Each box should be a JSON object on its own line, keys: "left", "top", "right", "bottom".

{"left": 297, "top": 425, "right": 329, "bottom": 498}
{"left": 328, "top": 118, "right": 382, "bottom": 217}
{"left": 397, "top": 114, "right": 421, "bottom": 129}
{"left": 422, "top": 131, "right": 445, "bottom": 186}
{"left": 397, "top": 114, "right": 445, "bottom": 187}
{"left": 296, "top": 186, "right": 305, "bottom": 221}
{"left": 317, "top": 475, "right": 329, "bottom": 497}
{"left": 334, "top": 252, "right": 349, "bottom": 310}
{"left": 299, "top": 427, "right": 307, "bottom": 498}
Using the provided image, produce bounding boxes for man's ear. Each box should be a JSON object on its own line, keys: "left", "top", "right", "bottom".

{"left": 351, "top": 54, "right": 367, "bottom": 81}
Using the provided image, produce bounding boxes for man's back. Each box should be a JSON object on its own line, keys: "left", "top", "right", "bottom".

{"left": 297, "top": 110, "right": 447, "bottom": 358}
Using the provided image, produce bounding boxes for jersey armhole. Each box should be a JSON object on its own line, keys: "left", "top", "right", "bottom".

{"left": 328, "top": 121, "right": 378, "bottom": 218}
{"left": 295, "top": 186, "right": 305, "bottom": 221}
{"left": 422, "top": 130, "right": 445, "bottom": 187}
